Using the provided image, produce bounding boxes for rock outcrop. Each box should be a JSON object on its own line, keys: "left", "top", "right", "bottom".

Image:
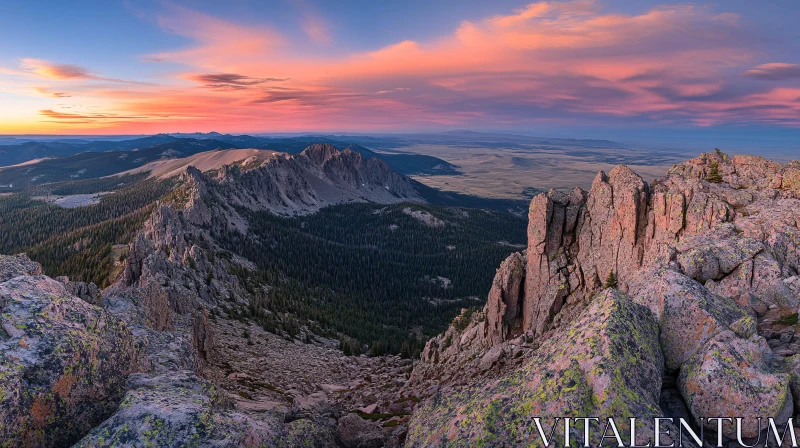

{"left": 0, "top": 256, "right": 138, "bottom": 447}
{"left": 408, "top": 290, "right": 673, "bottom": 447}
{"left": 0, "top": 253, "right": 41, "bottom": 282}
{"left": 74, "top": 371, "right": 281, "bottom": 448}
{"left": 410, "top": 151, "right": 800, "bottom": 446}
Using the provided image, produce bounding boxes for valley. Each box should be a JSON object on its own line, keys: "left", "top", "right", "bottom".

{"left": 0, "top": 143, "right": 526, "bottom": 356}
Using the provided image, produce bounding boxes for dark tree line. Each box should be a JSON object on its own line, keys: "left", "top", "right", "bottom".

{"left": 0, "top": 178, "right": 174, "bottom": 285}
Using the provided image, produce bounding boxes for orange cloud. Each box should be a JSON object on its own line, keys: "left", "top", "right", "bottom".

{"left": 35, "top": 87, "right": 71, "bottom": 98}
{"left": 21, "top": 58, "right": 94, "bottom": 80}
{"left": 39, "top": 109, "right": 147, "bottom": 120}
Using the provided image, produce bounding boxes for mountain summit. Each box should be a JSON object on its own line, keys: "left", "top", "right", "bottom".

{"left": 407, "top": 152, "right": 800, "bottom": 446}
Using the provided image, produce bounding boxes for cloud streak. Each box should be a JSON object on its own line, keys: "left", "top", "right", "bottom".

{"left": 39, "top": 109, "right": 147, "bottom": 120}
{"left": 744, "top": 63, "right": 800, "bottom": 81}
{"left": 21, "top": 59, "right": 95, "bottom": 80}
{"left": 35, "top": 87, "right": 71, "bottom": 98}
{"left": 189, "top": 73, "right": 289, "bottom": 90}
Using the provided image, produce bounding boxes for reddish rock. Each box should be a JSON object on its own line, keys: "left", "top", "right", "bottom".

{"left": 679, "top": 331, "right": 793, "bottom": 439}
{"left": 484, "top": 251, "right": 526, "bottom": 345}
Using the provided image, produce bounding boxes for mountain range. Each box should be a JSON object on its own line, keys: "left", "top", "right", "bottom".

{"left": 0, "top": 133, "right": 460, "bottom": 191}
{"left": 2, "top": 143, "right": 799, "bottom": 446}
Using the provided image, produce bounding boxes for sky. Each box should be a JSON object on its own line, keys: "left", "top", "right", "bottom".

{"left": 1, "top": 0, "right": 799, "bottom": 138}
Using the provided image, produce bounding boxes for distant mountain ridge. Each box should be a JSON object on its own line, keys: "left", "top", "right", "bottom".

{"left": 172, "top": 143, "right": 424, "bottom": 217}
{"left": 121, "top": 144, "right": 525, "bottom": 215}
{"left": 0, "top": 133, "right": 459, "bottom": 186}
{"left": 0, "top": 138, "right": 239, "bottom": 189}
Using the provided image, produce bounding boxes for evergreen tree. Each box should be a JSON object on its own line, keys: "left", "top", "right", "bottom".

{"left": 604, "top": 270, "right": 618, "bottom": 289}
{"left": 707, "top": 161, "right": 723, "bottom": 183}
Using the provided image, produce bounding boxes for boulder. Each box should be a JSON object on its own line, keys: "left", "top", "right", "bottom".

{"left": 629, "top": 267, "right": 756, "bottom": 370}
{"left": 679, "top": 331, "right": 792, "bottom": 439}
{"left": 74, "top": 371, "right": 277, "bottom": 447}
{"left": 337, "top": 413, "right": 387, "bottom": 448}
{"left": 0, "top": 272, "right": 138, "bottom": 447}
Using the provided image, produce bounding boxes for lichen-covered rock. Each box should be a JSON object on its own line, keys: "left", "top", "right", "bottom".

{"left": 629, "top": 267, "right": 756, "bottom": 370}
{"left": 336, "top": 413, "right": 387, "bottom": 448}
{"left": 0, "top": 254, "right": 41, "bottom": 282}
{"left": 679, "top": 331, "right": 793, "bottom": 439}
{"left": 74, "top": 371, "right": 281, "bottom": 448}
{"left": 672, "top": 224, "right": 764, "bottom": 284}
{"left": 277, "top": 419, "right": 337, "bottom": 448}
{"left": 407, "top": 289, "right": 666, "bottom": 447}
{"left": 0, "top": 273, "right": 138, "bottom": 447}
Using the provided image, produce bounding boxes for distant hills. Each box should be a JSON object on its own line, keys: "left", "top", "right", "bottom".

{"left": 0, "top": 138, "right": 239, "bottom": 189}
{"left": 0, "top": 133, "right": 460, "bottom": 191}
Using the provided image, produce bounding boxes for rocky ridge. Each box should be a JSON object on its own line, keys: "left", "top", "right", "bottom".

{"left": 1, "top": 143, "right": 427, "bottom": 446}
{"left": 408, "top": 152, "right": 800, "bottom": 446}
{"left": 75, "top": 143, "right": 423, "bottom": 446}
{"left": 179, "top": 143, "right": 422, "bottom": 218}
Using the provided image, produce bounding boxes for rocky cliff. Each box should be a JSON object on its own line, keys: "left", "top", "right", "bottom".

{"left": 409, "top": 151, "right": 800, "bottom": 446}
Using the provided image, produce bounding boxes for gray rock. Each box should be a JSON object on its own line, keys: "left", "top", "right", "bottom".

{"left": 337, "top": 413, "right": 387, "bottom": 448}
{"left": 0, "top": 268, "right": 138, "bottom": 447}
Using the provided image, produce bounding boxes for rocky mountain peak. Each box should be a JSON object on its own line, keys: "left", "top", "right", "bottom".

{"left": 300, "top": 143, "right": 343, "bottom": 165}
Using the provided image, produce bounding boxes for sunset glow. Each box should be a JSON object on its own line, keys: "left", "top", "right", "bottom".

{"left": 1, "top": 0, "right": 799, "bottom": 134}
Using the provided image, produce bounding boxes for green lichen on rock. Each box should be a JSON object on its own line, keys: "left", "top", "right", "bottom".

{"left": 0, "top": 273, "right": 138, "bottom": 447}
{"left": 276, "top": 419, "right": 336, "bottom": 448}
{"left": 678, "top": 331, "right": 793, "bottom": 439}
{"left": 630, "top": 267, "right": 754, "bottom": 370}
{"left": 74, "top": 371, "right": 268, "bottom": 448}
{"left": 406, "top": 289, "right": 665, "bottom": 447}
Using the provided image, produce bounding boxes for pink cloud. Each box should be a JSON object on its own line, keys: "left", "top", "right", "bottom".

{"left": 744, "top": 63, "right": 800, "bottom": 81}
{"left": 300, "top": 15, "right": 331, "bottom": 45}
{"left": 145, "top": 3, "right": 283, "bottom": 67}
